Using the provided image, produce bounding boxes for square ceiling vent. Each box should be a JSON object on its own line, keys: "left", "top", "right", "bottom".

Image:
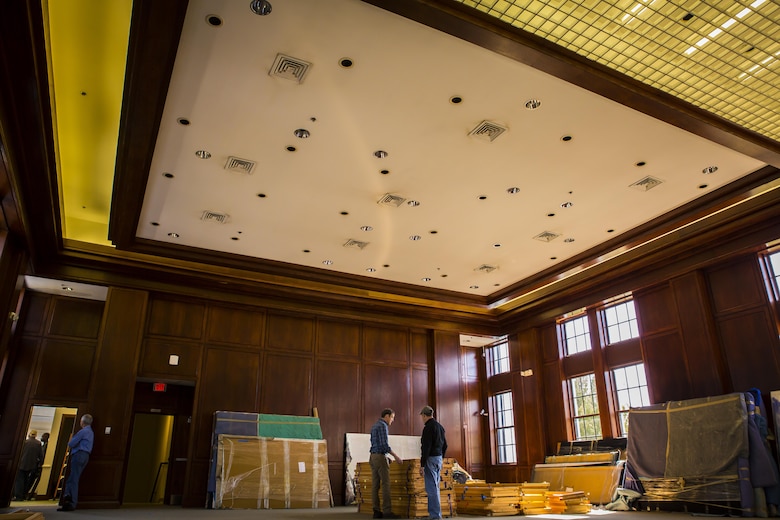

{"left": 269, "top": 53, "right": 311, "bottom": 83}
{"left": 533, "top": 231, "right": 561, "bottom": 242}
{"left": 630, "top": 176, "right": 664, "bottom": 191}
{"left": 469, "top": 120, "right": 507, "bottom": 142}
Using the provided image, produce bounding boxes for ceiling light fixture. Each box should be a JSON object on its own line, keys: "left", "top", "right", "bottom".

{"left": 168, "top": 232, "right": 180, "bottom": 238}
{"left": 195, "top": 150, "right": 211, "bottom": 159}
{"left": 564, "top": 238, "right": 575, "bottom": 243}
{"left": 507, "top": 187, "right": 520, "bottom": 194}
{"left": 561, "top": 201, "right": 573, "bottom": 208}
{"left": 322, "top": 260, "right": 333, "bottom": 265}
{"left": 294, "top": 128, "right": 310, "bottom": 138}
{"left": 374, "top": 150, "right": 388, "bottom": 159}
{"left": 407, "top": 200, "right": 420, "bottom": 207}
{"left": 525, "top": 99, "right": 541, "bottom": 110}
{"left": 702, "top": 166, "right": 718, "bottom": 174}
{"left": 410, "top": 235, "right": 421, "bottom": 241}
{"left": 250, "top": 0, "right": 272, "bottom": 15}
{"left": 366, "top": 268, "right": 376, "bottom": 273}
{"left": 469, "top": 285, "right": 479, "bottom": 289}
{"left": 422, "top": 277, "right": 432, "bottom": 282}
{"left": 360, "top": 226, "right": 373, "bottom": 232}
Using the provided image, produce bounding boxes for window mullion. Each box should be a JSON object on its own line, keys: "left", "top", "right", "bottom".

{"left": 587, "top": 309, "right": 615, "bottom": 438}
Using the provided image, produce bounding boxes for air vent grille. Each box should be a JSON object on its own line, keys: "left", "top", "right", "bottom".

{"left": 269, "top": 54, "right": 311, "bottom": 83}
{"left": 343, "top": 239, "right": 369, "bottom": 250}
{"left": 475, "top": 264, "right": 498, "bottom": 273}
{"left": 469, "top": 120, "right": 507, "bottom": 142}
{"left": 630, "top": 176, "right": 664, "bottom": 191}
{"left": 377, "top": 193, "right": 407, "bottom": 207}
{"left": 533, "top": 231, "right": 560, "bottom": 242}
{"left": 201, "top": 210, "right": 230, "bottom": 224}
{"left": 225, "top": 156, "right": 255, "bottom": 174}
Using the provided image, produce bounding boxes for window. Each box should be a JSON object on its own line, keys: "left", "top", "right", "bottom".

{"left": 561, "top": 315, "right": 591, "bottom": 355}
{"left": 611, "top": 363, "right": 650, "bottom": 436}
{"left": 486, "top": 338, "right": 510, "bottom": 376}
{"left": 767, "top": 250, "right": 780, "bottom": 299}
{"left": 568, "top": 374, "right": 602, "bottom": 440}
{"left": 602, "top": 299, "right": 639, "bottom": 344}
{"left": 490, "top": 391, "right": 517, "bottom": 463}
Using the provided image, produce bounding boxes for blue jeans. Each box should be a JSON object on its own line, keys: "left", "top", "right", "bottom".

{"left": 423, "top": 456, "right": 443, "bottom": 519}
{"left": 64, "top": 450, "right": 90, "bottom": 507}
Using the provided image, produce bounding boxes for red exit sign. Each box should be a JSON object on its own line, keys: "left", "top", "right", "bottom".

{"left": 152, "top": 382, "right": 167, "bottom": 392}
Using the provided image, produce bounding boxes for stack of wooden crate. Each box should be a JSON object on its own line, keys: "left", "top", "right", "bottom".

{"left": 454, "top": 481, "right": 522, "bottom": 516}
{"left": 355, "top": 458, "right": 457, "bottom": 518}
{"left": 545, "top": 490, "right": 592, "bottom": 514}
{"left": 519, "top": 482, "right": 551, "bottom": 514}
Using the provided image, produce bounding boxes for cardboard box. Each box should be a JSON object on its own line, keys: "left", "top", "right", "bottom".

{"left": 215, "top": 435, "right": 331, "bottom": 509}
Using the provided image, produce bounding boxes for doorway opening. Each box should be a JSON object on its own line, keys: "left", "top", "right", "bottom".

{"left": 13, "top": 405, "right": 78, "bottom": 504}
{"left": 123, "top": 413, "right": 173, "bottom": 504}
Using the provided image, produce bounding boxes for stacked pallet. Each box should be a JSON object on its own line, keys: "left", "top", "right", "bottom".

{"left": 519, "top": 482, "right": 550, "bottom": 514}
{"left": 454, "top": 481, "right": 521, "bottom": 516}
{"left": 355, "top": 459, "right": 457, "bottom": 518}
{"left": 546, "top": 490, "right": 592, "bottom": 514}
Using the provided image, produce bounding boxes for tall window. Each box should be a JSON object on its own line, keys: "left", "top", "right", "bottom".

{"left": 603, "top": 299, "right": 639, "bottom": 344}
{"left": 568, "top": 374, "right": 602, "bottom": 440}
{"left": 490, "top": 391, "right": 517, "bottom": 463}
{"left": 561, "top": 315, "right": 591, "bottom": 355}
{"left": 611, "top": 363, "right": 650, "bottom": 436}
{"left": 766, "top": 250, "right": 780, "bottom": 299}
{"left": 486, "top": 338, "right": 510, "bottom": 376}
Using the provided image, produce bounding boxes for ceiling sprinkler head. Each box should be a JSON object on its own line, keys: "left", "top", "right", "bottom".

{"left": 250, "top": 0, "right": 272, "bottom": 15}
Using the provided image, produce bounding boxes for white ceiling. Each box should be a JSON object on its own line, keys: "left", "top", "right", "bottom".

{"left": 127, "top": 0, "right": 762, "bottom": 296}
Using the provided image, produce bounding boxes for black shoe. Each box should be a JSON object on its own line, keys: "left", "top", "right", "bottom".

{"left": 57, "top": 505, "right": 75, "bottom": 511}
{"left": 373, "top": 510, "right": 383, "bottom": 519}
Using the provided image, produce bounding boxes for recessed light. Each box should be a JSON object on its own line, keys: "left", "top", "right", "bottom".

{"left": 205, "top": 14, "right": 223, "bottom": 26}
{"left": 550, "top": 257, "right": 557, "bottom": 260}
{"left": 636, "top": 161, "right": 646, "bottom": 167}
{"left": 469, "top": 285, "right": 479, "bottom": 289}
{"left": 322, "top": 260, "right": 333, "bottom": 265}
{"left": 231, "top": 237, "right": 239, "bottom": 241}
{"left": 493, "top": 243, "right": 501, "bottom": 248}
{"left": 151, "top": 222, "right": 159, "bottom": 226}
{"left": 547, "top": 213, "right": 556, "bottom": 217}
{"left": 561, "top": 201, "right": 573, "bottom": 208}
{"left": 340, "top": 211, "right": 349, "bottom": 216}
{"left": 177, "top": 118, "right": 190, "bottom": 126}
{"left": 360, "top": 226, "right": 373, "bottom": 231}
{"left": 286, "top": 146, "right": 296, "bottom": 152}
{"left": 478, "top": 195, "right": 487, "bottom": 200}
{"left": 163, "top": 172, "right": 174, "bottom": 178}
{"left": 561, "top": 135, "right": 572, "bottom": 142}
{"left": 168, "top": 232, "right": 180, "bottom": 238}
{"left": 366, "top": 267, "right": 376, "bottom": 272}
{"left": 607, "top": 229, "right": 615, "bottom": 233}
{"left": 195, "top": 150, "right": 211, "bottom": 159}
{"left": 422, "top": 277, "right": 432, "bottom": 282}
{"left": 249, "top": 0, "right": 272, "bottom": 16}
{"left": 303, "top": 249, "right": 310, "bottom": 253}
{"left": 407, "top": 200, "right": 420, "bottom": 207}
{"left": 410, "top": 235, "right": 421, "bottom": 241}
{"left": 374, "top": 150, "right": 388, "bottom": 159}
{"left": 507, "top": 187, "right": 520, "bottom": 194}
{"left": 702, "top": 166, "right": 718, "bottom": 174}
{"left": 380, "top": 169, "right": 390, "bottom": 175}
{"left": 294, "top": 128, "right": 310, "bottom": 138}
{"left": 564, "top": 238, "right": 575, "bottom": 243}
{"left": 699, "top": 184, "right": 709, "bottom": 189}
{"left": 339, "top": 58, "right": 353, "bottom": 68}
{"left": 525, "top": 99, "right": 542, "bottom": 110}
{"left": 450, "top": 96, "right": 462, "bottom": 104}
{"left": 62, "top": 286, "right": 73, "bottom": 292}
{"left": 429, "top": 230, "right": 438, "bottom": 234}
{"left": 257, "top": 193, "right": 266, "bottom": 198}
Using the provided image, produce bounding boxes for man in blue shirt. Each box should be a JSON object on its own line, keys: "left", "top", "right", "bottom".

{"left": 58, "top": 414, "right": 94, "bottom": 512}
{"left": 369, "top": 408, "right": 402, "bottom": 519}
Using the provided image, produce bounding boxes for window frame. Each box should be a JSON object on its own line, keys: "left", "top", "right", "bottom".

{"left": 567, "top": 373, "right": 603, "bottom": 441}
{"left": 489, "top": 390, "right": 517, "bottom": 464}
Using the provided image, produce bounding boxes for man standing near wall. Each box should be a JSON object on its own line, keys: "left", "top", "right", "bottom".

{"left": 369, "top": 408, "right": 402, "bottom": 519}
{"left": 419, "top": 406, "right": 448, "bottom": 520}
{"left": 14, "top": 430, "right": 42, "bottom": 501}
{"left": 58, "top": 414, "right": 94, "bottom": 512}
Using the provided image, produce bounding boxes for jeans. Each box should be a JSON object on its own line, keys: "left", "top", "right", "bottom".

{"left": 423, "top": 455, "right": 443, "bottom": 519}
{"left": 64, "top": 450, "right": 90, "bottom": 508}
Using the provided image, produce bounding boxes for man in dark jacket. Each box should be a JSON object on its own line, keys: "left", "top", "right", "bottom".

{"left": 419, "top": 406, "right": 448, "bottom": 519}
{"left": 14, "top": 430, "right": 43, "bottom": 501}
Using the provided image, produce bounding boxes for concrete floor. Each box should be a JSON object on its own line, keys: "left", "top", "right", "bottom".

{"left": 2, "top": 501, "right": 718, "bottom": 520}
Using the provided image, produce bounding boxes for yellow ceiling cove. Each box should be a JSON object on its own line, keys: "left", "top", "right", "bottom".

{"left": 44, "top": 0, "right": 132, "bottom": 245}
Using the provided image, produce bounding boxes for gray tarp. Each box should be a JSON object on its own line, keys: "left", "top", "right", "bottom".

{"left": 627, "top": 393, "right": 748, "bottom": 478}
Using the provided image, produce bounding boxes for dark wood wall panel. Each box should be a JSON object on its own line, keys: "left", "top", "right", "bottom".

{"left": 266, "top": 313, "right": 314, "bottom": 352}
{"left": 639, "top": 333, "right": 691, "bottom": 402}
{"left": 35, "top": 339, "right": 95, "bottom": 400}
{"left": 515, "top": 330, "right": 545, "bottom": 472}
{"left": 182, "top": 460, "right": 210, "bottom": 508}
{"left": 411, "top": 331, "right": 428, "bottom": 365}
{"left": 316, "top": 319, "right": 360, "bottom": 358}
{"left": 314, "top": 359, "right": 360, "bottom": 463}
{"left": 79, "top": 459, "right": 124, "bottom": 506}
{"left": 669, "top": 272, "right": 724, "bottom": 397}
{"left": 20, "top": 293, "right": 48, "bottom": 335}
{"left": 206, "top": 305, "right": 264, "bottom": 347}
{"left": 363, "top": 364, "right": 411, "bottom": 435}
{"left": 432, "top": 331, "right": 463, "bottom": 465}
{"left": 716, "top": 309, "right": 780, "bottom": 392}
{"left": 147, "top": 299, "right": 205, "bottom": 339}
{"left": 364, "top": 326, "right": 409, "bottom": 364}
{"left": 412, "top": 366, "right": 429, "bottom": 427}
{"left": 261, "top": 354, "right": 313, "bottom": 415}
{"left": 194, "top": 347, "right": 261, "bottom": 456}
{"left": 139, "top": 339, "right": 202, "bottom": 380}
{"left": 708, "top": 256, "right": 767, "bottom": 314}
{"left": 541, "top": 360, "right": 566, "bottom": 453}
{"left": 634, "top": 285, "right": 679, "bottom": 334}
{"left": 47, "top": 298, "right": 104, "bottom": 339}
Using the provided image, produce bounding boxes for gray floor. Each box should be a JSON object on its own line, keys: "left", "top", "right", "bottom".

{"left": 2, "top": 501, "right": 713, "bottom": 520}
